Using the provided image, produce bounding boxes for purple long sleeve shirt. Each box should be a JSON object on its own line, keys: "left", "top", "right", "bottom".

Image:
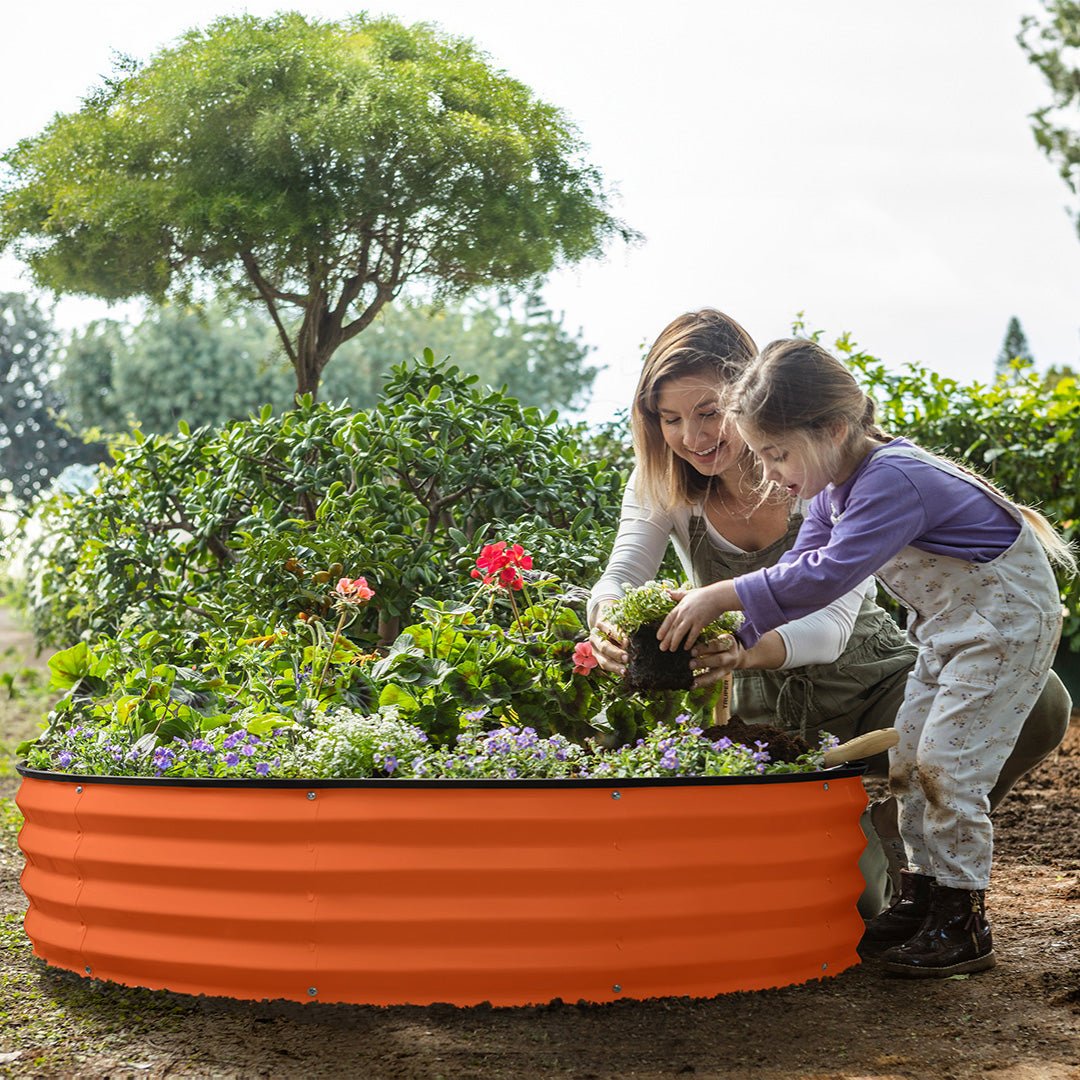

{"left": 733, "top": 438, "right": 1020, "bottom": 647}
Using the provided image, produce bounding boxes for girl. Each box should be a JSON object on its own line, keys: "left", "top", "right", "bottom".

{"left": 656, "top": 337, "right": 1074, "bottom": 977}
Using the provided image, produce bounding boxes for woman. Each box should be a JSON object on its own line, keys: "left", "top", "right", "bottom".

{"left": 588, "top": 309, "right": 1071, "bottom": 918}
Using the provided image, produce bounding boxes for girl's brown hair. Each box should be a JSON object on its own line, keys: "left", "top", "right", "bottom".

{"left": 734, "top": 338, "right": 1077, "bottom": 573}
{"left": 630, "top": 309, "right": 758, "bottom": 512}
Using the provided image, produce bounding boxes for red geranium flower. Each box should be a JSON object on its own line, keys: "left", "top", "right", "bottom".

{"left": 572, "top": 640, "right": 598, "bottom": 676}
{"left": 471, "top": 541, "right": 533, "bottom": 592}
{"left": 334, "top": 576, "right": 375, "bottom": 604}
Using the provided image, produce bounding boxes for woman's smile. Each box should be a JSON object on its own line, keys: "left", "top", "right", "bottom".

{"left": 656, "top": 376, "right": 743, "bottom": 477}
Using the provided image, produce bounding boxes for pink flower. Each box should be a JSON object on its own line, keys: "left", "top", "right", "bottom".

{"left": 572, "top": 640, "right": 598, "bottom": 676}
{"left": 470, "top": 541, "right": 533, "bottom": 592}
{"left": 334, "top": 576, "right": 375, "bottom": 604}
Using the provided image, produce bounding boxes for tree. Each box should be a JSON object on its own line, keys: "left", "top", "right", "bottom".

{"left": 1019, "top": 1, "right": 1080, "bottom": 237}
{"left": 0, "top": 13, "right": 635, "bottom": 400}
{"left": 995, "top": 315, "right": 1035, "bottom": 379}
{"left": 0, "top": 293, "right": 102, "bottom": 504}
{"left": 58, "top": 303, "right": 293, "bottom": 435}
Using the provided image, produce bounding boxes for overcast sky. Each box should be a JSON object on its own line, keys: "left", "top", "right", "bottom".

{"left": 2, "top": 1, "right": 1077, "bottom": 422}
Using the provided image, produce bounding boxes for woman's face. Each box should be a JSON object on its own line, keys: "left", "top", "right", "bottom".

{"left": 655, "top": 376, "right": 745, "bottom": 477}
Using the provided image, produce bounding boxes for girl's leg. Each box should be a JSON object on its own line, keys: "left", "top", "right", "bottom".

{"left": 903, "top": 661, "right": 1048, "bottom": 891}
{"left": 861, "top": 668, "right": 1070, "bottom": 905}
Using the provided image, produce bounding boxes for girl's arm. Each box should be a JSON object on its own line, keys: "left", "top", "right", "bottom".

{"left": 735, "top": 469, "right": 929, "bottom": 636}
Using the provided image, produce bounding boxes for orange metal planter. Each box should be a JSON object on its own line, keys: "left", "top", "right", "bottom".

{"left": 16, "top": 768, "right": 868, "bottom": 1007}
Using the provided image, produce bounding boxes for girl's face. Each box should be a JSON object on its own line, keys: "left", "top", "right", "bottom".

{"left": 737, "top": 421, "right": 834, "bottom": 500}
{"left": 655, "top": 376, "right": 745, "bottom": 477}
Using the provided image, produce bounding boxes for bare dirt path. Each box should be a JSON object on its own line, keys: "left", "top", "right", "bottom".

{"left": 0, "top": 604, "right": 1077, "bottom": 1079}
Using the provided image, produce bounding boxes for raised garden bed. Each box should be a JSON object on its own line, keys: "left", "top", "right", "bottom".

{"left": 16, "top": 764, "right": 867, "bottom": 1007}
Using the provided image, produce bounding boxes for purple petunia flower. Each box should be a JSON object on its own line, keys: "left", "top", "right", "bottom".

{"left": 222, "top": 732, "right": 243, "bottom": 751}
{"left": 224, "top": 753, "right": 240, "bottom": 767}
{"left": 383, "top": 755, "right": 398, "bottom": 775}
{"left": 190, "top": 738, "right": 214, "bottom": 753}
{"left": 255, "top": 762, "right": 270, "bottom": 776}
{"left": 153, "top": 747, "right": 176, "bottom": 774}
{"left": 241, "top": 744, "right": 256, "bottom": 757}
{"left": 57, "top": 751, "right": 74, "bottom": 768}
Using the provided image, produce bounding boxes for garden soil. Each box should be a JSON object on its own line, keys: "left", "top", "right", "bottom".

{"left": 1, "top": 605, "right": 1078, "bottom": 1080}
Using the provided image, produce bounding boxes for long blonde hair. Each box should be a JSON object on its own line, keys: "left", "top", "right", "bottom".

{"left": 631, "top": 309, "right": 759, "bottom": 512}
{"left": 734, "top": 338, "right": 1077, "bottom": 574}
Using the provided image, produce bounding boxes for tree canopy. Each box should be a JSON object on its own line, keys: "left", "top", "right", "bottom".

{"left": 0, "top": 12, "right": 635, "bottom": 398}
{"left": 1019, "top": 1, "right": 1080, "bottom": 238}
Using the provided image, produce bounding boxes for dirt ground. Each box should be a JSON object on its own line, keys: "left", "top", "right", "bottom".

{"left": 1, "top": 605, "right": 1078, "bottom": 1080}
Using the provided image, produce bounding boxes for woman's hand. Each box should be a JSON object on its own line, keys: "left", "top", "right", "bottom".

{"left": 690, "top": 634, "right": 742, "bottom": 688}
{"left": 588, "top": 601, "right": 629, "bottom": 677}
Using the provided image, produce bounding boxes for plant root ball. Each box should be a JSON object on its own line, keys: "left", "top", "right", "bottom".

{"left": 622, "top": 621, "right": 693, "bottom": 692}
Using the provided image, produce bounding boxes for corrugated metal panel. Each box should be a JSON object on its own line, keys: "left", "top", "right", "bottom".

{"left": 16, "top": 773, "right": 867, "bottom": 1006}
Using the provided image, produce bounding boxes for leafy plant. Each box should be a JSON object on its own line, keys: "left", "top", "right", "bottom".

{"left": 608, "top": 580, "right": 744, "bottom": 641}
{"left": 17, "top": 354, "right": 627, "bottom": 648}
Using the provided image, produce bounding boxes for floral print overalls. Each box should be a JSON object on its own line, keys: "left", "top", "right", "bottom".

{"left": 838, "top": 445, "right": 1062, "bottom": 890}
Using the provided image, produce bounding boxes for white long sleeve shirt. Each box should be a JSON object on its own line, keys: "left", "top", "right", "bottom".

{"left": 588, "top": 470, "right": 876, "bottom": 669}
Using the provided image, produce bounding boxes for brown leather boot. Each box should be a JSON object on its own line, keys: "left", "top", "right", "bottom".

{"left": 857, "top": 869, "right": 933, "bottom": 958}
{"left": 880, "top": 884, "right": 995, "bottom": 977}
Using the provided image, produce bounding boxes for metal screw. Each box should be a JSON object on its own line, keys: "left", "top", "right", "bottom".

{"left": 612, "top": 984, "right": 622, "bottom": 993}
{"left": 75, "top": 786, "right": 83, "bottom": 794}
{"left": 308, "top": 986, "right": 318, "bottom": 996}
{"left": 611, "top": 791, "right": 621, "bottom": 800}
{"left": 822, "top": 783, "right": 829, "bottom": 791}
{"left": 821, "top": 963, "right": 828, "bottom": 971}
{"left": 84, "top": 965, "right": 92, "bottom": 975}
{"left": 306, "top": 791, "right": 317, "bottom": 800}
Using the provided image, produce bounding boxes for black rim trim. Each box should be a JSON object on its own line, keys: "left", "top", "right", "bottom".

{"left": 15, "top": 762, "right": 865, "bottom": 789}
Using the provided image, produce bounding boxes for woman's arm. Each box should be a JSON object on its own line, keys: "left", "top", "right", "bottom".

{"left": 587, "top": 470, "right": 682, "bottom": 627}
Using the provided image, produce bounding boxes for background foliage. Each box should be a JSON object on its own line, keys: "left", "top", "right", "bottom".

{"left": 1019, "top": 1, "right": 1080, "bottom": 239}
{"left": 0, "top": 293, "right": 103, "bottom": 504}
{"left": 58, "top": 292, "right": 597, "bottom": 435}
{"left": 20, "top": 353, "right": 625, "bottom": 649}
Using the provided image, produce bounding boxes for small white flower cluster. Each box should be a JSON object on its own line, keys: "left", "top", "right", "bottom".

{"left": 294, "top": 705, "right": 429, "bottom": 778}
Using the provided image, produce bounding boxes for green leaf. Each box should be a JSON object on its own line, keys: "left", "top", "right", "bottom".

{"left": 47, "top": 642, "right": 92, "bottom": 690}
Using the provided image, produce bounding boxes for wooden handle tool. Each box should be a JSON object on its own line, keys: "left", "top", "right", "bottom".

{"left": 712, "top": 676, "right": 732, "bottom": 726}
{"left": 821, "top": 727, "right": 899, "bottom": 768}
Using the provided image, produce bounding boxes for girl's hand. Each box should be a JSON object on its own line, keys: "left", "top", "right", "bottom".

{"left": 588, "top": 601, "right": 628, "bottom": 677}
{"left": 657, "top": 584, "right": 731, "bottom": 652}
{"left": 690, "top": 634, "right": 742, "bottom": 688}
